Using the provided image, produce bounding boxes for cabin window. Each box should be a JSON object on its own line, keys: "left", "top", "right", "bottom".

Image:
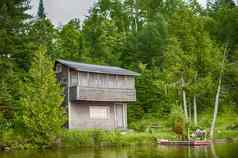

{"left": 89, "top": 106, "right": 110, "bottom": 119}
{"left": 56, "top": 64, "right": 62, "bottom": 73}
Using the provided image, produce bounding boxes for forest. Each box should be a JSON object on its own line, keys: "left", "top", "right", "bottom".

{"left": 0, "top": 0, "right": 238, "bottom": 149}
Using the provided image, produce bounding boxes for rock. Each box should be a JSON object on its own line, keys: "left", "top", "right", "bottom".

{"left": 4, "top": 146, "right": 10, "bottom": 151}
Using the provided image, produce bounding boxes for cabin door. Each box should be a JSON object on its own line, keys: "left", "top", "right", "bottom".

{"left": 115, "top": 104, "right": 124, "bottom": 128}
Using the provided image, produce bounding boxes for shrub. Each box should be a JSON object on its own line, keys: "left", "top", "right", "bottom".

{"left": 167, "top": 105, "right": 187, "bottom": 139}
{"left": 0, "top": 129, "right": 37, "bottom": 150}
{"left": 129, "top": 119, "right": 152, "bottom": 132}
{"left": 62, "top": 129, "right": 94, "bottom": 147}
{"left": 215, "top": 130, "right": 238, "bottom": 139}
{"left": 62, "top": 129, "right": 157, "bottom": 147}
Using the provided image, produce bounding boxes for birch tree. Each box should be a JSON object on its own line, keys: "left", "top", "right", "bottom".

{"left": 210, "top": 46, "right": 227, "bottom": 139}
{"left": 193, "top": 95, "right": 198, "bottom": 126}
{"left": 182, "top": 76, "right": 189, "bottom": 121}
{"left": 166, "top": 8, "right": 223, "bottom": 125}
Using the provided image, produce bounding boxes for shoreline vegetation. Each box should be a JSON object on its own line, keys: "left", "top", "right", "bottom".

{"left": 1, "top": 129, "right": 238, "bottom": 151}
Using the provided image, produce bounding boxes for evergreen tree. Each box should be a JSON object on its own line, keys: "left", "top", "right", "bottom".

{"left": 0, "top": 0, "right": 30, "bottom": 67}
{"left": 19, "top": 47, "right": 65, "bottom": 146}
{"left": 37, "top": 0, "right": 46, "bottom": 18}
{"left": 26, "top": 19, "right": 57, "bottom": 60}
{"left": 0, "top": 0, "right": 30, "bottom": 126}
{"left": 214, "top": 0, "right": 236, "bottom": 8}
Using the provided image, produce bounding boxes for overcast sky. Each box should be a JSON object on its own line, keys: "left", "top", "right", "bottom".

{"left": 28, "top": 0, "right": 231, "bottom": 25}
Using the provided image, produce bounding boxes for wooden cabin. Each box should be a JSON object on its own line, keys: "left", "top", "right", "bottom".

{"left": 55, "top": 59, "right": 139, "bottom": 130}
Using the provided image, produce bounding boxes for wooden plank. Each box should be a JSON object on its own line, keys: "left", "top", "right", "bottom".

{"left": 70, "top": 86, "right": 136, "bottom": 102}
{"left": 76, "top": 72, "right": 135, "bottom": 89}
{"left": 159, "top": 140, "right": 211, "bottom": 146}
{"left": 67, "top": 67, "right": 71, "bottom": 128}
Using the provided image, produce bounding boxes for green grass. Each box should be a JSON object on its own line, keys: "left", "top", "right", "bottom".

{"left": 2, "top": 128, "right": 238, "bottom": 150}
{"left": 61, "top": 129, "right": 160, "bottom": 148}
{"left": 61, "top": 128, "right": 179, "bottom": 148}
{"left": 215, "top": 130, "right": 238, "bottom": 140}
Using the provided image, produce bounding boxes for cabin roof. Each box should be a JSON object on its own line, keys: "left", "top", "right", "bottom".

{"left": 56, "top": 59, "right": 140, "bottom": 76}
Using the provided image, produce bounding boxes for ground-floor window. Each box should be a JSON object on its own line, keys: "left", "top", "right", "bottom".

{"left": 89, "top": 106, "right": 110, "bottom": 119}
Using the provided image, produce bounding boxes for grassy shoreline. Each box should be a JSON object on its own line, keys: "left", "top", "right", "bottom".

{"left": 61, "top": 129, "right": 238, "bottom": 148}
{"left": 1, "top": 129, "right": 238, "bottom": 151}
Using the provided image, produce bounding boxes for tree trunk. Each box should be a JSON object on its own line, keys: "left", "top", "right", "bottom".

{"left": 189, "top": 103, "right": 192, "bottom": 122}
{"left": 210, "top": 47, "right": 227, "bottom": 139}
{"left": 182, "top": 76, "right": 188, "bottom": 121}
{"left": 210, "top": 142, "right": 218, "bottom": 158}
{"left": 210, "top": 75, "right": 222, "bottom": 139}
{"left": 193, "top": 96, "right": 198, "bottom": 126}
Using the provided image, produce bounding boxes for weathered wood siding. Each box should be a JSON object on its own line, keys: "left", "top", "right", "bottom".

{"left": 70, "top": 71, "right": 135, "bottom": 89}
{"left": 69, "top": 101, "right": 127, "bottom": 129}
{"left": 69, "top": 70, "right": 136, "bottom": 102}
{"left": 70, "top": 86, "right": 136, "bottom": 102}
{"left": 56, "top": 63, "right": 69, "bottom": 104}
{"left": 56, "top": 63, "right": 68, "bottom": 86}
{"left": 56, "top": 64, "right": 136, "bottom": 102}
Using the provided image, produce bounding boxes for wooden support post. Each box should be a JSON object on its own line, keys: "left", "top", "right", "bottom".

{"left": 67, "top": 68, "right": 71, "bottom": 129}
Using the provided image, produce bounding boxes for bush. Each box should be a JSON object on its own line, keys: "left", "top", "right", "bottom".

{"left": 0, "top": 113, "right": 13, "bottom": 134}
{"left": 199, "top": 107, "right": 238, "bottom": 131}
{"left": 0, "top": 129, "right": 37, "bottom": 150}
{"left": 61, "top": 129, "right": 157, "bottom": 148}
{"left": 129, "top": 119, "right": 152, "bottom": 132}
{"left": 62, "top": 129, "right": 94, "bottom": 147}
{"left": 215, "top": 130, "right": 238, "bottom": 139}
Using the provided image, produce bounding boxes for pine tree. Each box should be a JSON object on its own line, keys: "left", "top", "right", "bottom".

{"left": 19, "top": 47, "right": 65, "bottom": 146}
{"left": 37, "top": 0, "right": 46, "bottom": 18}
{"left": 0, "top": 0, "right": 30, "bottom": 128}
{"left": 0, "top": 0, "right": 30, "bottom": 67}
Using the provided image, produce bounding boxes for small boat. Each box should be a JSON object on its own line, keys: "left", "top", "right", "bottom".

{"left": 159, "top": 139, "right": 211, "bottom": 146}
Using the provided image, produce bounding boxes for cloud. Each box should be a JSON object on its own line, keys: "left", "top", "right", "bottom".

{"left": 29, "top": 0, "right": 95, "bottom": 25}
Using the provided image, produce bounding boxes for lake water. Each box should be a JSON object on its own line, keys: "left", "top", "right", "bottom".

{"left": 1, "top": 142, "right": 238, "bottom": 158}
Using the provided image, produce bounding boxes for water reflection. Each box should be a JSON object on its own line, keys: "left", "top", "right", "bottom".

{"left": 1, "top": 142, "right": 238, "bottom": 158}
{"left": 210, "top": 143, "right": 218, "bottom": 158}
{"left": 156, "top": 144, "right": 219, "bottom": 158}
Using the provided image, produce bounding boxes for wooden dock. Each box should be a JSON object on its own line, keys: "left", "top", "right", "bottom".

{"left": 159, "top": 140, "right": 211, "bottom": 146}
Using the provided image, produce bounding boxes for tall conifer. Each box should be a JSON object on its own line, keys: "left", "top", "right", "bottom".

{"left": 37, "top": 0, "right": 46, "bottom": 18}
{"left": 19, "top": 47, "right": 65, "bottom": 145}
